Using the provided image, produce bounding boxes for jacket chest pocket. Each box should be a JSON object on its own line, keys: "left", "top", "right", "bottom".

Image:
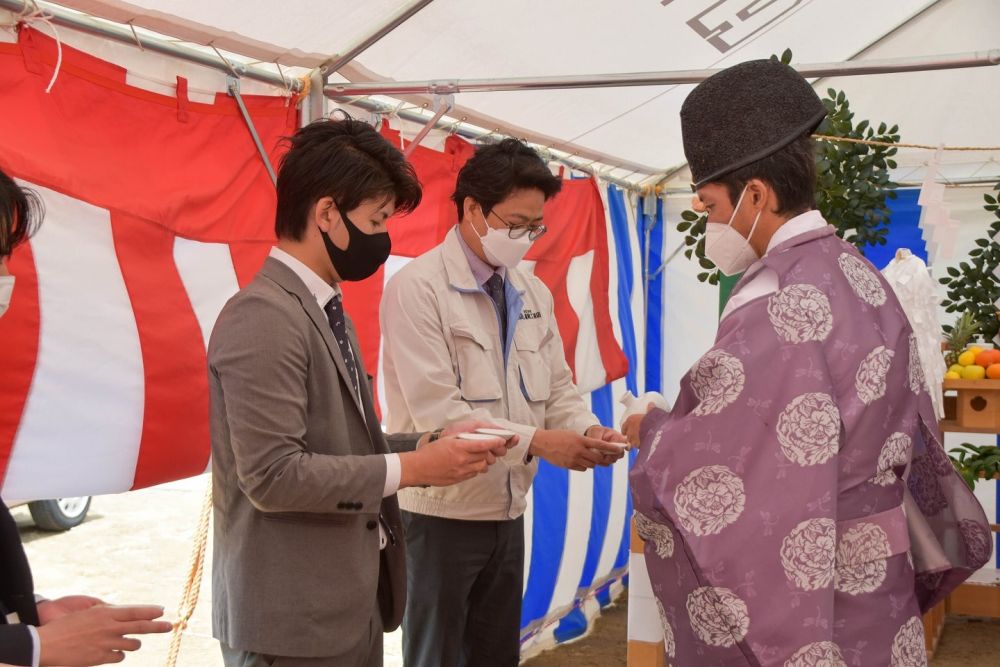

{"left": 451, "top": 322, "right": 503, "bottom": 402}
{"left": 515, "top": 325, "right": 551, "bottom": 402}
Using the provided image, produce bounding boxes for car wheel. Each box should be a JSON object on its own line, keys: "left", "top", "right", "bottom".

{"left": 27, "top": 497, "right": 92, "bottom": 531}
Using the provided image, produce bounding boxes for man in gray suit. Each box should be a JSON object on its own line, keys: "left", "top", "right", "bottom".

{"left": 209, "top": 118, "right": 512, "bottom": 667}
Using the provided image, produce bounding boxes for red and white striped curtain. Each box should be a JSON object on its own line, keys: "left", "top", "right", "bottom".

{"left": 0, "top": 28, "right": 295, "bottom": 499}
{"left": 0, "top": 29, "right": 627, "bottom": 501}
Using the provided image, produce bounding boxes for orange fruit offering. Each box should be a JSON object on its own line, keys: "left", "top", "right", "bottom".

{"left": 974, "top": 349, "right": 1000, "bottom": 368}
{"left": 987, "top": 363, "right": 1000, "bottom": 380}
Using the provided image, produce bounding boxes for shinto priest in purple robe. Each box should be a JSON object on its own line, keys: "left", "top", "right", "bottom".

{"left": 629, "top": 60, "right": 992, "bottom": 667}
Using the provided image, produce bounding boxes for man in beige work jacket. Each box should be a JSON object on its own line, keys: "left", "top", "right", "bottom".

{"left": 380, "top": 139, "right": 626, "bottom": 667}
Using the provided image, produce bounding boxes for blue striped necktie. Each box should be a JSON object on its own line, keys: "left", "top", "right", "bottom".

{"left": 484, "top": 272, "right": 508, "bottom": 349}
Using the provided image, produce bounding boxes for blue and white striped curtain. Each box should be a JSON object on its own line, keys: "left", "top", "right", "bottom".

{"left": 519, "top": 184, "right": 664, "bottom": 657}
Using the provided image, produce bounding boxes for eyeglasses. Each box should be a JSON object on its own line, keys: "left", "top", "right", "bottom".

{"left": 487, "top": 209, "right": 547, "bottom": 241}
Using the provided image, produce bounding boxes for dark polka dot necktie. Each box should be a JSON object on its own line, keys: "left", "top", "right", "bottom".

{"left": 324, "top": 293, "right": 360, "bottom": 399}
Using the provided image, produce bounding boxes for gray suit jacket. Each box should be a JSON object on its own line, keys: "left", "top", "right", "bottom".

{"left": 208, "top": 257, "right": 419, "bottom": 658}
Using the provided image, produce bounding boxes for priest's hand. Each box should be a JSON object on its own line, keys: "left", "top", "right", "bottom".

{"left": 623, "top": 402, "right": 656, "bottom": 448}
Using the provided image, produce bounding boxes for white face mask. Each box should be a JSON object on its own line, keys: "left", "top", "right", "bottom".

{"left": 475, "top": 213, "right": 533, "bottom": 268}
{"left": 0, "top": 275, "right": 14, "bottom": 319}
{"left": 704, "top": 185, "right": 762, "bottom": 277}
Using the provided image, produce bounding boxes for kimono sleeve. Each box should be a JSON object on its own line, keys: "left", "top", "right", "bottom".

{"left": 630, "top": 286, "right": 843, "bottom": 664}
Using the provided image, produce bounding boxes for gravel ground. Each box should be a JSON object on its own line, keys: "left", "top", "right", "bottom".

{"left": 17, "top": 475, "right": 403, "bottom": 667}
{"left": 522, "top": 590, "right": 1000, "bottom": 667}
{"left": 18, "top": 475, "right": 999, "bottom": 666}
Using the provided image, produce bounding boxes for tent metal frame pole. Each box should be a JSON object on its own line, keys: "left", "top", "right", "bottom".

{"left": 403, "top": 94, "right": 452, "bottom": 157}
{"left": 0, "top": 0, "right": 303, "bottom": 92}
{"left": 304, "top": 70, "right": 326, "bottom": 124}
{"left": 326, "top": 49, "right": 1000, "bottom": 96}
{"left": 319, "top": 0, "right": 436, "bottom": 78}
{"left": 227, "top": 77, "right": 277, "bottom": 186}
{"left": 332, "top": 96, "right": 644, "bottom": 191}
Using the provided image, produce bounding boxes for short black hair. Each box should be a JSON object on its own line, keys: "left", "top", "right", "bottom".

{"left": 275, "top": 117, "right": 422, "bottom": 241}
{"left": 452, "top": 138, "right": 562, "bottom": 221}
{"left": 711, "top": 132, "right": 817, "bottom": 216}
{"left": 0, "top": 168, "right": 43, "bottom": 259}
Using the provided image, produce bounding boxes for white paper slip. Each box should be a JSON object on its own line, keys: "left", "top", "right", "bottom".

{"left": 458, "top": 432, "right": 500, "bottom": 441}
{"left": 475, "top": 427, "right": 516, "bottom": 438}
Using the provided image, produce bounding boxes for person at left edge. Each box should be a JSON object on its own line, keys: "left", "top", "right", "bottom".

{"left": 208, "top": 117, "right": 514, "bottom": 667}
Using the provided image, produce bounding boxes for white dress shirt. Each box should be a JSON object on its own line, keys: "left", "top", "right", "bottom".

{"left": 721, "top": 210, "right": 829, "bottom": 320}
{"left": 28, "top": 624, "right": 39, "bottom": 667}
{"left": 5, "top": 601, "right": 42, "bottom": 666}
{"left": 268, "top": 248, "right": 401, "bottom": 502}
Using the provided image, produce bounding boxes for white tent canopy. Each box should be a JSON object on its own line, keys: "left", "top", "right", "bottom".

{"left": 15, "top": 0, "right": 1000, "bottom": 187}
{"left": 1, "top": 1, "right": 997, "bottom": 659}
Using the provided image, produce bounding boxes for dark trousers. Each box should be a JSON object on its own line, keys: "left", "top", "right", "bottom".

{"left": 401, "top": 512, "right": 524, "bottom": 667}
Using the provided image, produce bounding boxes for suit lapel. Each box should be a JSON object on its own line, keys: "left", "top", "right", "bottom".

{"left": 259, "top": 258, "right": 368, "bottom": 421}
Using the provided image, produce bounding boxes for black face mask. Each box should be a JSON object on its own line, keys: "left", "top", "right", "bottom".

{"left": 321, "top": 207, "right": 391, "bottom": 282}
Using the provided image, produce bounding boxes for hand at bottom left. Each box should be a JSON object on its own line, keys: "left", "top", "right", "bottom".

{"left": 38, "top": 603, "right": 173, "bottom": 666}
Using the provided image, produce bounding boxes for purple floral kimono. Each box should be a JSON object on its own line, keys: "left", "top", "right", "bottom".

{"left": 630, "top": 226, "right": 991, "bottom": 666}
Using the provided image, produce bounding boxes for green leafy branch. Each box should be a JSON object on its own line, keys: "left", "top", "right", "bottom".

{"left": 678, "top": 209, "right": 719, "bottom": 285}
{"left": 949, "top": 443, "right": 1000, "bottom": 490}
{"left": 939, "top": 182, "right": 1000, "bottom": 344}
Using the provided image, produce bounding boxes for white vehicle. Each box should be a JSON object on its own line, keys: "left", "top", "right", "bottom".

{"left": 7, "top": 497, "right": 92, "bottom": 531}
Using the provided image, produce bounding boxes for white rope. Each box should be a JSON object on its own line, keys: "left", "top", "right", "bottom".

{"left": 1, "top": 0, "right": 63, "bottom": 93}
{"left": 814, "top": 134, "right": 1000, "bottom": 152}
{"left": 275, "top": 62, "right": 293, "bottom": 102}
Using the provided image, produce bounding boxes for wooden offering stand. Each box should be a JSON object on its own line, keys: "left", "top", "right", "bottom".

{"left": 924, "top": 378, "right": 1000, "bottom": 659}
